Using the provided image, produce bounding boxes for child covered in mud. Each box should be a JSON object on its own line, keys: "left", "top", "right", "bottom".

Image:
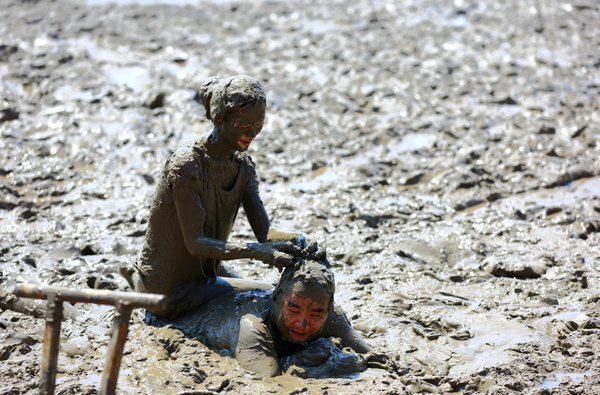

{"left": 171, "top": 258, "right": 382, "bottom": 377}
{"left": 132, "top": 75, "right": 321, "bottom": 319}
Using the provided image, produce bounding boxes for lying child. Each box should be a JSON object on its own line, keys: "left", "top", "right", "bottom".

{"left": 169, "top": 259, "right": 374, "bottom": 376}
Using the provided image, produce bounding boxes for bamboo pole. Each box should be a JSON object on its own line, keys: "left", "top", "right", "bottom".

{"left": 39, "top": 293, "right": 63, "bottom": 395}
{"left": 13, "top": 283, "right": 167, "bottom": 310}
{"left": 99, "top": 301, "right": 133, "bottom": 395}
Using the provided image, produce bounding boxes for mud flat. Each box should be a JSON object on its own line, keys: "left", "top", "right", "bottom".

{"left": 1, "top": 0, "right": 600, "bottom": 394}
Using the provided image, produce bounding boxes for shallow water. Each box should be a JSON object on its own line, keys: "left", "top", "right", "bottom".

{"left": 539, "top": 372, "right": 592, "bottom": 389}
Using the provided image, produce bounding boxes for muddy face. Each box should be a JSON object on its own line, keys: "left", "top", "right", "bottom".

{"left": 281, "top": 288, "right": 329, "bottom": 343}
{"left": 272, "top": 260, "right": 334, "bottom": 344}
{"left": 216, "top": 103, "right": 265, "bottom": 153}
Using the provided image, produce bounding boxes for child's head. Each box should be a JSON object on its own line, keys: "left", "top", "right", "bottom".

{"left": 272, "top": 259, "right": 335, "bottom": 344}
{"left": 198, "top": 75, "right": 266, "bottom": 124}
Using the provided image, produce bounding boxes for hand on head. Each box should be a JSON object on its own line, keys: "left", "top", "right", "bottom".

{"left": 265, "top": 230, "right": 328, "bottom": 271}
{"left": 295, "top": 235, "right": 327, "bottom": 263}
{"left": 256, "top": 241, "right": 301, "bottom": 272}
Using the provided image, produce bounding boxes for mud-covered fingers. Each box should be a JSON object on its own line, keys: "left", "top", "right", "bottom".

{"left": 273, "top": 241, "right": 301, "bottom": 255}
{"left": 364, "top": 352, "right": 390, "bottom": 370}
{"left": 308, "top": 246, "right": 327, "bottom": 261}
{"left": 300, "top": 237, "right": 327, "bottom": 261}
{"left": 284, "top": 365, "right": 307, "bottom": 378}
{"left": 253, "top": 242, "right": 290, "bottom": 268}
{"left": 303, "top": 240, "right": 327, "bottom": 261}
{"left": 300, "top": 236, "right": 318, "bottom": 255}
{"left": 272, "top": 250, "right": 294, "bottom": 271}
{"left": 366, "top": 353, "right": 405, "bottom": 375}
{"left": 292, "top": 233, "right": 306, "bottom": 249}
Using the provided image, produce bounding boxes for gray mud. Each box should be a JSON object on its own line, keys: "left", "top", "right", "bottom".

{"left": 1, "top": 0, "right": 600, "bottom": 394}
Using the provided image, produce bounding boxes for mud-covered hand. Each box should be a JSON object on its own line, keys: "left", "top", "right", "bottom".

{"left": 297, "top": 234, "right": 327, "bottom": 261}
{"left": 255, "top": 241, "right": 301, "bottom": 272}
{"left": 364, "top": 352, "right": 406, "bottom": 376}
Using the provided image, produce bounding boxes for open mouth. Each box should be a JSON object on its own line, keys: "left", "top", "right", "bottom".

{"left": 290, "top": 329, "right": 310, "bottom": 341}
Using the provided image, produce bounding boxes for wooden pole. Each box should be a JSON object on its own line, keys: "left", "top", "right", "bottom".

{"left": 40, "top": 293, "right": 63, "bottom": 395}
{"left": 13, "top": 283, "right": 167, "bottom": 311}
{"left": 99, "top": 301, "right": 133, "bottom": 395}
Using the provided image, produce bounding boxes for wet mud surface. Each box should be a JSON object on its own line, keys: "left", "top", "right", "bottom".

{"left": 1, "top": 0, "right": 600, "bottom": 394}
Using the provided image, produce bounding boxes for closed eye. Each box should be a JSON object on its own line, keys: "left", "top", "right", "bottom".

{"left": 235, "top": 122, "right": 263, "bottom": 129}
{"left": 285, "top": 302, "right": 301, "bottom": 312}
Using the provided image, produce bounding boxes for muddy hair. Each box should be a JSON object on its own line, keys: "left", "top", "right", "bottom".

{"left": 198, "top": 75, "right": 267, "bottom": 124}
{"left": 272, "top": 259, "right": 335, "bottom": 313}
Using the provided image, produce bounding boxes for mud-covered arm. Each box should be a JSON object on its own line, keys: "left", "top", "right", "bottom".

{"left": 241, "top": 163, "right": 301, "bottom": 269}
{"left": 320, "top": 304, "right": 372, "bottom": 354}
{"left": 173, "top": 185, "right": 297, "bottom": 270}
{"left": 241, "top": 174, "right": 271, "bottom": 243}
{"left": 236, "top": 314, "right": 281, "bottom": 377}
{"left": 240, "top": 164, "right": 299, "bottom": 245}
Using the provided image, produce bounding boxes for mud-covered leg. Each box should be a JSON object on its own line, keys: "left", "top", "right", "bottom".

{"left": 144, "top": 276, "right": 273, "bottom": 320}
{"left": 217, "top": 263, "right": 242, "bottom": 278}
{"left": 320, "top": 303, "right": 371, "bottom": 353}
